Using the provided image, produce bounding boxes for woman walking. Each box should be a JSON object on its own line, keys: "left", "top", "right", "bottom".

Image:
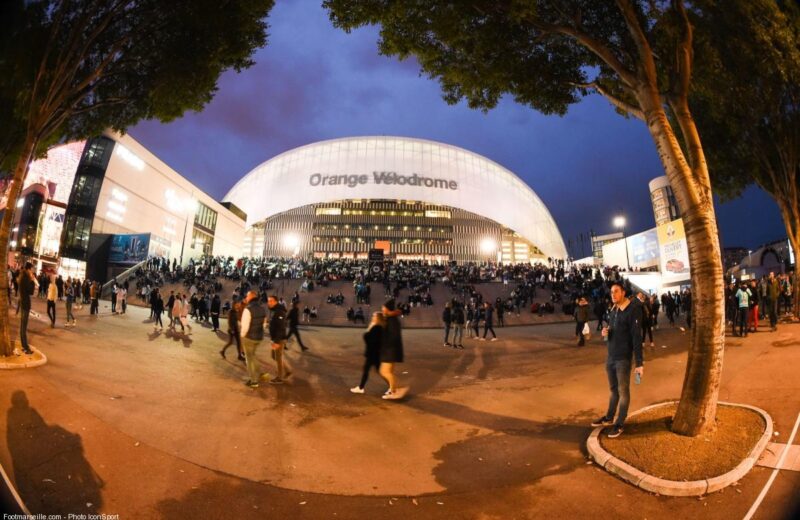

{"left": 350, "top": 312, "right": 384, "bottom": 394}
{"left": 379, "top": 299, "right": 405, "bottom": 400}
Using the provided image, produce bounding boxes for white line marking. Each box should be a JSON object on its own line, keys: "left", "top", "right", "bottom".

{"left": 743, "top": 411, "right": 800, "bottom": 520}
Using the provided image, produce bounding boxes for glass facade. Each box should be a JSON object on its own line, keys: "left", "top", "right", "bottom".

{"left": 61, "top": 137, "right": 114, "bottom": 260}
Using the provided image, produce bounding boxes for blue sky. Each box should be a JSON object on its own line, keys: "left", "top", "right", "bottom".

{"left": 130, "top": 0, "right": 785, "bottom": 256}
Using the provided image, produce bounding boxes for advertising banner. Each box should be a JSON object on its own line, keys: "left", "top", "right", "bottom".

{"left": 109, "top": 233, "right": 151, "bottom": 265}
{"left": 628, "top": 228, "right": 660, "bottom": 267}
{"left": 656, "top": 219, "right": 691, "bottom": 284}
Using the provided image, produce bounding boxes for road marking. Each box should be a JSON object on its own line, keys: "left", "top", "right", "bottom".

{"left": 743, "top": 411, "right": 800, "bottom": 520}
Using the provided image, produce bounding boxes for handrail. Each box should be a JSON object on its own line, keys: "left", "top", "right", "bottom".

{"left": 100, "top": 259, "right": 148, "bottom": 298}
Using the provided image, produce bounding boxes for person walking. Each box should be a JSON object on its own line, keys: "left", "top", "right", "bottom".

{"left": 172, "top": 294, "right": 185, "bottom": 333}
{"left": 591, "top": 282, "right": 644, "bottom": 438}
{"left": 118, "top": 285, "right": 127, "bottom": 314}
{"left": 481, "top": 301, "right": 497, "bottom": 341}
{"left": 17, "top": 263, "right": 36, "bottom": 354}
{"left": 64, "top": 280, "right": 76, "bottom": 327}
{"left": 210, "top": 293, "right": 221, "bottom": 332}
{"left": 46, "top": 275, "right": 57, "bottom": 328}
{"left": 267, "top": 294, "right": 292, "bottom": 384}
{"left": 285, "top": 301, "right": 308, "bottom": 351}
{"left": 111, "top": 281, "right": 118, "bottom": 313}
{"left": 637, "top": 292, "right": 655, "bottom": 347}
{"left": 650, "top": 294, "right": 660, "bottom": 329}
{"left": 379, "top": 298, "right": 405, "bottom": 399}
{"left": 153, "top": 290, "right": 164, "bottom": 330}
{"left": 748, "top": 280, "right": 759, "bottom": 333}
{"left": 350, "top": 312, "right": 384, "bottom": 394}
{"left": 451, "top": 302, "right": 465, "bottom": 349}
{"left": 466, "top": 305, "right": 475, "bottom": 339}
{"left": 735, "top": 282, "right": 752, "bottom": 337}
{"left": 221, "top": 300, "right": 245, "bottom": 361}
{"left": 574, "top": 296, "right": 590, "bottom": 346}
{"left": 442, "top": 302, "right": 452, "bottom": 347}
{"left": 241, "top": 290, "right": 267, "bottom": 388}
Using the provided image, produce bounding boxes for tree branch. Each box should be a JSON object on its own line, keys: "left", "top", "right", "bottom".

{"left": 575, "top": 82, "right": 645, "bottom": 120}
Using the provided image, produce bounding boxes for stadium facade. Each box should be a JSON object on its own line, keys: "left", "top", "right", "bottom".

{"left": 225, "top": 136, "right": 567, "bottom": 263}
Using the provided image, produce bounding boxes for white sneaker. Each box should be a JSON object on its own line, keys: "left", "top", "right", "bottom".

{"left": 491, "top": 338, "right": 498, "bottom": 342}
{"left": 350, "top": 386, "right": 365, "bottom": 394}
{"left": 382, "top": 391, "right": 399, "bottom": 400}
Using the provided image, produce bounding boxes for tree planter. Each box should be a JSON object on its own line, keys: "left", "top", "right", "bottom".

{"left": 586, "top": 401, "right": 772, "bottom": 496}
{"left": 0, "top": 344, "right": 47, "bottom": 370}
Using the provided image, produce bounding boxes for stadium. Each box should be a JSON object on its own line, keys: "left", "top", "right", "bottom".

{"left": 224, "top": 136, "right": 567, "bottom": 264}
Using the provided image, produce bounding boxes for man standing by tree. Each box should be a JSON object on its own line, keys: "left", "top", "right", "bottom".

{"left": 592, "top": 282, "right": 644, "bottom": 438}
{"left": 17, "top": 263, "right": 36, "bottom": 355}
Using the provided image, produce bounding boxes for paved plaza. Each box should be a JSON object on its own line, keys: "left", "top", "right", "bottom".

{"left": 1, "top": 299, "right": 798, "bottom": 519}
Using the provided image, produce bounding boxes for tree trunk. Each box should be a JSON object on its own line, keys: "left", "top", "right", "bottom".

{"left": 0, "top": 135, "right": 37, "bottom": 358}
{"left": 788, "top": 232, "right": 799, "bottom": 320}
{"left": 638, "top": 92, "right": 725, "bottom": 437}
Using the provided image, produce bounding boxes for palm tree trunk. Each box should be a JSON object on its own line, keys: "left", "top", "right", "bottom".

{"left": 0, "top": 135, "right": 37, "bottom": 357}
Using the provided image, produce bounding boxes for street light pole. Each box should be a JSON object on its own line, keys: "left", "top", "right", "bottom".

{"left": 613, "top": 214, "right": 631, "bottom": 271}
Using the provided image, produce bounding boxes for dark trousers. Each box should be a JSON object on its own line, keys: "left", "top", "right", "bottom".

{"left": 483, "top": 323, "right": 496, "bottom": 338}
{"left": 575, "top": 321, "right": 586, "bottom": 345}
{"left": 111, "top": 294, "right": 117, "bottom": 313}
{"left": 91, "top": 298, "right": 98, "bottom": 315}
{"left": 211, "top": 313, "right": 220, "bottom": 331}
{"left": 222, "top": 330, "right": 243, "bottom": 357}
{"left": 605, "top": 359, "right": 632, "bottom": 426}
{"left": 19, "top": 308, "right": 31, "bottom": 352}
{"left": 287, "top": 326, "right": 307, "bottom": 350}
{"left": 443, "top": 324, "right": 451, "bottom": 344}
{"left": 738, "top": 307, "right": 748, "bottom": 336}
{"left": 154, "top": 312, "right": 163, "bottom": 328}
{"left": 767, "top": 298, "right": 778, "bottom": 328}
{"left": 47, "top": 300, "right": 56, "bottom": 325}
{"left": 358, "top": 358, "right": 381, "bottom": 388}
{"left": 642, "top": 323, "right": 653, "bottom": 344}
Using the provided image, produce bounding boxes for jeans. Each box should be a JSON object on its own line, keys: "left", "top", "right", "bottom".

{"left": 359, "top": 358, "right": 380, "bottom": 388}
{"left": 575, "top": 321, "right": 586, "bottom": 345}
{"left": 47, "top": 300, "right": 56, "bottom": 325}
{"left": 605, "top": 358, "right": 632, "bottom": 427}
{"left": 766, "top": 297, "right": 778, "bottom": 328}
{"left": 272, "top": 340, "right": 289, "bottom": 378}
{"left": 738, "top": 307, "right": 749, "bottom": 336}
{"left": 19, "top": 308, "right": 31, "bottom": 352}
{"left": 443, "top": 324, "right": 451, "bottom": 344}
{"left": 452, "top": 324, "right": 463, "bottom": 345}
{"left": 242, "top": 337, "right": 263, "bottom": 382}
{"left": 287, "top": 326, "right": 306, "bottom": 349}
{"left": 66, "top": 301, "right": 75, "bottom": 323}
{"left": 483, "top": 323, "right": 496, "bottom": 338}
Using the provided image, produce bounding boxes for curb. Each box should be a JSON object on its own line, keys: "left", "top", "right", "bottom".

{"left": 586, "top": 400, "right": 773, "bottom": 496}
{"left": 0, "top": 345, "right": 48, "bottom": 370}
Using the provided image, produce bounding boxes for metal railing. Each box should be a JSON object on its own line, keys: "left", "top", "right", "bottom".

{"left": 100, "top": 259, "right": 148, "bottom": 299}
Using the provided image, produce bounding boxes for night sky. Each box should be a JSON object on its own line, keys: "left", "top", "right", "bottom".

{"left": 129, "top": 1, "right": 785, "bottom": 257}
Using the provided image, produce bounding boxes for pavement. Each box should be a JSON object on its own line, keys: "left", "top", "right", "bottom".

{"left": 0, "top": 298, "right": 798, "bottom": 519}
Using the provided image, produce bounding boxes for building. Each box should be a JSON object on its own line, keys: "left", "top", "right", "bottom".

{"left": 7, "top": 132, "right": 245, "bottom": 281}
{"left": 591, "top": 232, "right": 623, "bottom": 261}
{"left": 648, "top": 176, "right": 681, "bottom": 226}
{"left": 224, "top": 136, "right": 566, "bottom": 263}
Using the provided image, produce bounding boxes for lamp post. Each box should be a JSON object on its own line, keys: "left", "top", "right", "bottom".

{"left": 179, "top": 197, "right": 198, "bottom": 266}
{"left": 613, "top": 215, "right": 631, "bottom": 271}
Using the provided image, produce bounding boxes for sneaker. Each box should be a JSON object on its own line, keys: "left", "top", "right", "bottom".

{"left": 269, "top": 377, "right": 285, "bottom": 385}
{"left": 219, "top": 350, "right": 226, "bottom": 359}
{"left": 491, "top": 338, "right": 498, "bottom": 342}
{"left": 457, "top": 344, "right": 464, "bottom": 349}
{"left": 479, "top": 338, "right": 486, "bottom": 341}
{"left": 443, "top": 342, "right": 451, "bottom": 347}
{"left": 244, "top": 380, "right": 259, "bottom": 388}
{"left": 382, "top": 391, "right": 400, "bottom": 400}
{"left": 607, "top": 425, "right": 624, "bottom": 438}
{"left": 350, "top": 386, "right": 365, "bottom": 394}
{"left": 590, "top": 416, "right": 613, "bottom": 427}
{"left": 650, "top": 342, "right": 655, "bottom": 347}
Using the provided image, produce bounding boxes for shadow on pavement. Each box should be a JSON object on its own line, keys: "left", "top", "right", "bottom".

{"left": 6, "top": 391, "right": 103, "bottom": 515}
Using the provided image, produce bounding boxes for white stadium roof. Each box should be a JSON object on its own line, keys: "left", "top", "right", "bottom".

{"left": 224, "top": 136, "right": 567, "bottom": 259}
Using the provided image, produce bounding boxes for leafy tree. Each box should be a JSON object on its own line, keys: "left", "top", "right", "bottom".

{"left": 689, "top": 1, "right": 800, "bottom": 317}
{"left": 325, "top": 0, "right": 726, "bottom": 436}
{"left": 0, "top": 0, "right": 275, "bottom": 357}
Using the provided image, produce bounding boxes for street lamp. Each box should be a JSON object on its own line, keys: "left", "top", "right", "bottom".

{"left": 614, "top": 214, "right": 631, "bottom": 271}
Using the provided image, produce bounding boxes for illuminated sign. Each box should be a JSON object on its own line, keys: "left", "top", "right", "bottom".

{"left": 309, "top": 172, "right": 458, "bottom": 190}
{"left": 115, "top": 144, "right": 145, "bottom": 171}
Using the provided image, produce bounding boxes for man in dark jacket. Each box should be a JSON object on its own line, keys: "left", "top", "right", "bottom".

{"left": 18, "top": 263, "right": 36, "bottom": 354}
{"left": 481, "top": 301, "right": 497, "bottom": 341}
{"left": 591, "top": 282, "right": 644, "bottom": 438}
{"left": 267, "top": 295, "right": 292, "bottom": 384}
{"left": 574, "top": 297, "right": 590, "bottom": 346}
{"left": 442, "top": 302, "right": 452, "bottom": 347}
{"left": 210, "top": 294, "right": 221, "bottom": 332}
{"left": 286, "top": 301, "right": 308, "bottom": 351}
